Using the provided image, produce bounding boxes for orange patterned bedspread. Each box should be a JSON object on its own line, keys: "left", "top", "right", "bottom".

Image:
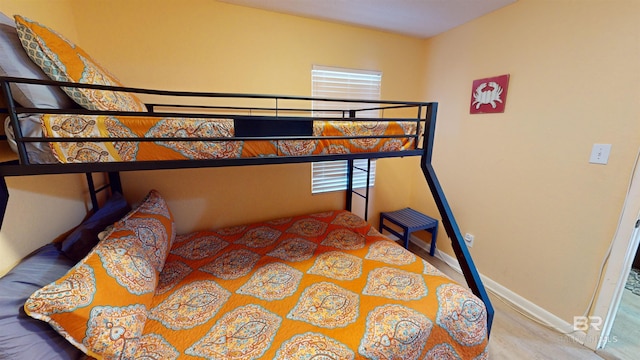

{"left": 39, "top": 114, "right": 417, "bottom": 163}
{"left": 145, "top": 210, "right": 488, "bottom": 359}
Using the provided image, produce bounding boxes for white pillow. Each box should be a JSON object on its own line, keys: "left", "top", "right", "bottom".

{"left": 0, "top": 12, "right": 75, "bottom": 109}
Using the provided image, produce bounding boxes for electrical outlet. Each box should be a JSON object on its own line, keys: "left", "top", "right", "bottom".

{"left": 464, "top": 233, "right": 475, "bottom": 247}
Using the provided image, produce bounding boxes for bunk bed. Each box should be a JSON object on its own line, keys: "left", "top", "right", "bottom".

{"left": 0, "top": 12, "right": 494, "bottom": 360}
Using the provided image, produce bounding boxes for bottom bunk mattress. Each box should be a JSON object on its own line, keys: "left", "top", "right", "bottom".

{"left": 21, "top": 191, "right": 488, "bottom": 359}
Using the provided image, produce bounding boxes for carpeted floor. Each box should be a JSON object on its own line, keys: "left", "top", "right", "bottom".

{"left": 625, "top": 267, "right": 640, "bottom": 296}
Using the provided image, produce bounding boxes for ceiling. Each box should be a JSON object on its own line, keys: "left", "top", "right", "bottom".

{"left": 219, "top": 0, "right": 517, "bottom": 38}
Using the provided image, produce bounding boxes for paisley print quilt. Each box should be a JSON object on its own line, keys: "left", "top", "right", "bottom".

{"left": 37, "top": 114, "right": 418, "bottom": 163}
{"left": 141, "top": 210, "right": 488, "bottom": 359}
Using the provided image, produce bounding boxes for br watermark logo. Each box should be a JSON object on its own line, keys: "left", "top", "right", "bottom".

{"left": 567, "top": 316, "right": 618, "bottom": 345}
{"left": 573, "top": 316, "right": 602, "bottom": 331}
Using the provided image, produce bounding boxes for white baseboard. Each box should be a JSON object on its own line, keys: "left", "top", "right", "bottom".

{"left": 407, "top": 236, "right": 588, "bottom": 345}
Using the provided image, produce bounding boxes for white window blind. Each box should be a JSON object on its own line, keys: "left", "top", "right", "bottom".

{"left": 311, "top": 66, "right": 381, "bottom": 194}
{"left": 312, "top": 158, "right": 376, "bottom": 194}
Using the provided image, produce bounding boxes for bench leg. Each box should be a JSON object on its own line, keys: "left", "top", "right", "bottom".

{"left": 429, "top": 224, "right": 438, "bottom": 256}
{"left": 379, "top": 215, "right": 411, "bottom": 250}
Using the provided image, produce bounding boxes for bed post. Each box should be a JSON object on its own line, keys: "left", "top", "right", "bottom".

{"left": 108, "top": 172, "right": 123, "bottom": 195}
{"left": 420, "top": 103, "right": 495, "bottom": 335}
{"left": 85, "top": 173, "right": 100, "bottom": 212}
{"left": 0, "top": 176, "right": 8, "bottom": 229}
{"left": 346, "top": 159, "right": 354, "bottom": 212}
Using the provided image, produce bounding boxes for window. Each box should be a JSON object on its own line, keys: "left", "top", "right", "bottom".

{"left": 312, "top": 158, "right": 376, "bottom": 194}
{"left": 311, "top": 65, "right": 382, "bottom": 194}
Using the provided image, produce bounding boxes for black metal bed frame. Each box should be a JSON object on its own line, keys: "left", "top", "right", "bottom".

{"left": 0, "top": 76, "right": 494, "bottom": 333}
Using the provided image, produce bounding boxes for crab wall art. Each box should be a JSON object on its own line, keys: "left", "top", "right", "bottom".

{"left": 470, "top": 74, "right": 510, "bottom": 114}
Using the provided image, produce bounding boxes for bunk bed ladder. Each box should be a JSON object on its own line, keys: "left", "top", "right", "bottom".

{"left": 343, "top": 107, "right": 373, "bottom": 221}
{"left": 345, "top": 158, "right": 373, "bottom": 221}
{"left": 85, "top": 172, "right": 123, "bottom": 212}
{"left": 421, "top": 103, "right": 495, "bottom": 335}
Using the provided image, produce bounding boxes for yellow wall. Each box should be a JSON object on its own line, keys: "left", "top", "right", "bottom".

{"left": 0, "top": 0, "right": 78, "bottom": 38}
{"left": 416, "top": 0, "right": 640, "bottom": 322}
{"left": 0, "top": 0, "right": 90, "bottom": 275}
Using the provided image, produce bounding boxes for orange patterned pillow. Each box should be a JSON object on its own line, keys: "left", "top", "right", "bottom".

{"left": 24, "top": 190, "right": 174, "bottom": 359}
{"left": 110, "top": 190, "right": 176, "bottom": 273}
{"left": 14, "top": 15, "right": 147, "bottom": 112}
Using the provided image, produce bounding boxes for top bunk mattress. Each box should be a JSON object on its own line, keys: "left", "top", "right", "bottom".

{"left": 6, "top": 113, "right": 419, "bottom": 164}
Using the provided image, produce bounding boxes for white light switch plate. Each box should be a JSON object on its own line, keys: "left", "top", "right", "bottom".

{"left": 589, "top": 144, "right": 611, "bottom": 164}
